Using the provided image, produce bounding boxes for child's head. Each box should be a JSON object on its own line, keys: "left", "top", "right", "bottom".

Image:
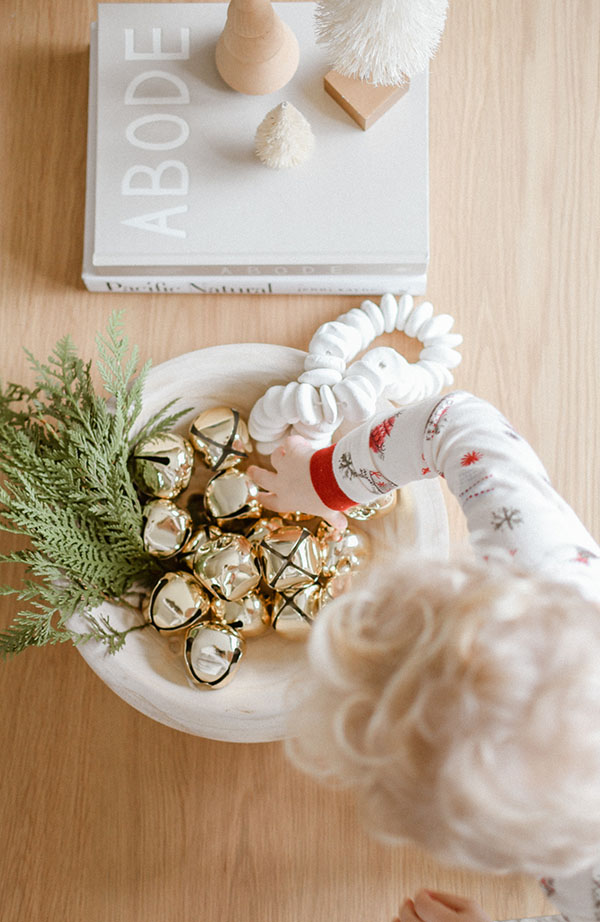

{"left": 285, "top": 552, "right": 600, "bottom": 876}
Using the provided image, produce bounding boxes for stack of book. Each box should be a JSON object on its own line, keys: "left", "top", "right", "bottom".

{"left": 83, "top": 2, "right": 429, "bottom": 295}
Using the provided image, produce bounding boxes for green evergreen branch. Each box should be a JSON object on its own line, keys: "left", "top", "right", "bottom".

{"left": 0, "top": 312, "right": 191, "bottom": 659}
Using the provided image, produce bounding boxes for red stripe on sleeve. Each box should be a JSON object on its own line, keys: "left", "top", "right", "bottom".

{"left": 310, "top": 445, "right": 358, "bottom": 511}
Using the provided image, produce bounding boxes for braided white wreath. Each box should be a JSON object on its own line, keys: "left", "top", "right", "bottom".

{"left": 248, "top": 293, "right": 462, "bottom": 454}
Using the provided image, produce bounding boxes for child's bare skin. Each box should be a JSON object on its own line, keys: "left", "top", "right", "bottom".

{"left": 395, "top": 891, "right": 493, "bottom": 922}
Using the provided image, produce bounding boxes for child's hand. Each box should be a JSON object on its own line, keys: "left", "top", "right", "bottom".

{"left": 247, "top": 435, "right": 347, "bottom": 531}
{"left": 395, "top": 891, "right": 493, "bottom": 922}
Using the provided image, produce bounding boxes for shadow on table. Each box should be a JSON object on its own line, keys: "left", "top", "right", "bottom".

{"left": 4, "top": 45, "right": 89, "bottom": 291}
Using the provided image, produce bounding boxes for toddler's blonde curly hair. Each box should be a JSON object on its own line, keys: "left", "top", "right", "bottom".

{"left": 285, "top": 552, "right": 600, "bottom": 876}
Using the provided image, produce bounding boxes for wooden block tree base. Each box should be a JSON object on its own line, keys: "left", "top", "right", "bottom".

{"left": 324, "top": 70, "right": 410, "bottom": 130}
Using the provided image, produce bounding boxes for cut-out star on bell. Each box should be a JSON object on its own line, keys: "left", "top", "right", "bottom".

{"left": 189, "top": 407, "right": 253, "bottom": 471}
{"left": 259, "top": 525, "right": 322, "bottom": 591}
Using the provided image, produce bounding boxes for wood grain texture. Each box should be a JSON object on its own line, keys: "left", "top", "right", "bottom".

{"left": 1, "top": 0, "right": 598, "bottom": 919}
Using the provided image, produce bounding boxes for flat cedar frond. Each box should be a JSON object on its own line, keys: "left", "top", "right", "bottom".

{"left": 0, "top": 312, "right": 188, "bottom": 659}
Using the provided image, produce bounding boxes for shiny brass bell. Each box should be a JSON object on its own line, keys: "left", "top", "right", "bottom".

{"left": 321, "top": 563, "right": 354, "bottom": 600}
{"left": 245, "top": 516, "right": 285, "bottom": 546}
{"left": 346, "top": 491, "right": 398, "bottom": 521}
{"left": 193, "top": 533, "right": 261, "bottom": 601}
{"left": 271, "top": 583, "right": 322, "bottom": 639}
{"left": 259, "top": 525, "right": 322, "bottom": 591}
{"left": 142, "top": 499, "right": 192, "bottom": 558}
{"left": 184, "top": 621, "right": 245, "bottom": 687}
{"left": 204, "top": 467, "right": 262, "bottom": 523}
{"left": 131, "top": 432, "right": 195, "bottom": 499}
{"left": 180, "top": 524, "right": 222, "bottom": 570}
{"left": 189, "top": 407, "right": 253, "bottom": 471}
{"left": 148, "top": 571, "right": 211, "bottom": 632}
{"left": 211, "top": 592, "right": 271, "bottom": 638}
{"left": 317, "top": 522, "right": 371, "bottom": 578}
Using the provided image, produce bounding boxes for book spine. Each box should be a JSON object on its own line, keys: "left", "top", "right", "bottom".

{"left": 81, "top": 273, "right": 428, "bottom": 296}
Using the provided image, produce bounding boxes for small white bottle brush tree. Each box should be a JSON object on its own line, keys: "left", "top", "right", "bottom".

{"left": 315, "top": 0, "right": 449, "bottom": 85}
{"left": 255, "top": 102, "right": 315, "bottom": 169}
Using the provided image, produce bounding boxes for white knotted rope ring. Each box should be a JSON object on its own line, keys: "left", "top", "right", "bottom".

{"left": 248, "top": 293, "right": 463, "bottom": 454}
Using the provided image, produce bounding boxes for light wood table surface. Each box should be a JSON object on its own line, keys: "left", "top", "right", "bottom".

{"left": 1, "top": 1, "right": 598, "bottom": 920}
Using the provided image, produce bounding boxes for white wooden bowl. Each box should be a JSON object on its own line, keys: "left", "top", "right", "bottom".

{"left": 71, "top": 345, "right": 449, "bottom": 743}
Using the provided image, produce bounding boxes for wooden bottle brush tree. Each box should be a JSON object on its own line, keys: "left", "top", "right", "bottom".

{"left": 216, "top": 0, "right": 300, "bottom": 95}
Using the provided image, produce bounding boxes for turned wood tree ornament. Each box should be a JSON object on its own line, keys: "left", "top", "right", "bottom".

{"left": 216, "top": 0, "right": 300, "bottom": 95}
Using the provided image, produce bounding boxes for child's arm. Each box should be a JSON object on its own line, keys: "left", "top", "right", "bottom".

{"left": 250, "top": 390, "right": 600, "bottom": 595}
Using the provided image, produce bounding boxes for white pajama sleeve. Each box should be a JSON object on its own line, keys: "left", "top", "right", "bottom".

{"left": 313, "top": 390, "right": 600, "bottom": 601}
{"left": 540, "top": 869, "right": 600, "bottom": 922}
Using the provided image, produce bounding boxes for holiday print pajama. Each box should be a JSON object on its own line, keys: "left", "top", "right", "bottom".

{"left": 309, "top": 391, "right": 600, "bottom": 922}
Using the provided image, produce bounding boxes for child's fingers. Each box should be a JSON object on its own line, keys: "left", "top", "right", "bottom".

{"left": 413, "top": 891, "right": 487, "bottom": 922}
{"left": 399, "top": 898, "right": 421, "bottom": 922}
{"left": 247, "top": 465, "right": 277, "bottom": 491}
{"left": 420, "top": 892, "right": 476, "bottom": 912}
{"left": 270, "top": 444, "right": 288, "bottom": 470}
{"left": 254, "top": 490, "right": 281, "bottom": 511}
{"left": 412, "top": 891, "right": 463, "bottom": 922}
{"left": 326, "top": 510, "right": 348, "bottom": 532}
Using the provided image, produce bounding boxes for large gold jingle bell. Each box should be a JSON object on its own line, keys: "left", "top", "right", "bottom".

{"left": 245, "top": 516, "right": 285, "bottom": 546}
{"left": 317, "top": 522, "right": 371, "bottom": 578}
{"left": 259, "top": 525, "right": 322, "bottom": 592}
{"left": 184, "top": 621, "right": 245, "bottom": 688}
{"left": 193, "top": 533, "right": 261, "bottom": 601}
{"left": 272, "top": 583, "right": 322, "bottom": 639}
{"left": 321, "top": 563, "right": 354, "bottom": 600}
{"left": 346, "top": 491, "right": 398, "bottom": 521}
{"left": 180, "top": 524, "right": 222, "bottom": 570}
{"left": 189, "top": 407, "right": 253, "bottom": 471}
{"left": 148, "top": 571, "right": 211, "bottom": 632}
{"left": 212, "top": 593, "right": 271, "bottom": 638}
{"left": 142, "top": 499, "right": 192, "bottom": 558}
{"left": 131, "top": 432, "right": 195, "bottom": 499}
{"left": 204, "top": 467, "right": 262, "bottom": 523}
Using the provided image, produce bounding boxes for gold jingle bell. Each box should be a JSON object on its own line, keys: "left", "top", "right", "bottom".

{"left": 193, "top": 533, "right": 261, "bottom": 601}
{"left": 148, "top": 571, "right": 211, "bottom": 632}
{"left": 245, "top": 516, "right": 285, "bottom": 546}
{"left": 180, "top": 524, "right": 223, "bottom": 570}
{"left": 142, "top": 499, "right": 192, "bottom": 558}
{"left": 321, "top": 562, "right": 354, "bottom": 600}
{"left": 184, "top": 621, "right": 245, "bottom": 688}
{"left": 259, "top": 525, "right": 322, "bottom": 591}
{"left": 272, "top": 583, "right": 322, "bottom": 639}
{"left": 212, "top": 593, "right": 271, "bottom": 638}
{"left": 189, "top": 407, "right": 253, "bottom": 471}
{"left": 281, "top": 510, "right": 316, "bottom": 523}
{"left": 184, "top": 492, "right": 211, "bottom": 530}
{"left": 317, "top": 522, "right": 371, "bottom": 578}
{"left": 346, "top": 491, "right": 398, "bottom": 521}
{"left": 204, "top": 467, "right": 262, "bottom": 523}
{"left": 131, "top": 433, "right": 195, "bottom": 499}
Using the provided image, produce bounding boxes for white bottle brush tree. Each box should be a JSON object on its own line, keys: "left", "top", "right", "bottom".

{"left": 315, "top": 0, "right": 449, "bottom": 85}
{"left": 255, "top": 102, "right": 315, "bottom": 169}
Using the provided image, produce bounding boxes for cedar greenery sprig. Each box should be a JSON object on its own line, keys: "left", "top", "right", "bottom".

{"left": 0, "top": 312, "right": 189, "bottom": 657}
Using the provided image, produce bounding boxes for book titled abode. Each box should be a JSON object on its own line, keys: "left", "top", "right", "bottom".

{"left": 83, "top": 2, "right": 430, "bottom": 294}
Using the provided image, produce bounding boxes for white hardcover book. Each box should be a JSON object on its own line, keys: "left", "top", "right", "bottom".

{"left": 83, "top": 2, "right": 429, "bottom": 294}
